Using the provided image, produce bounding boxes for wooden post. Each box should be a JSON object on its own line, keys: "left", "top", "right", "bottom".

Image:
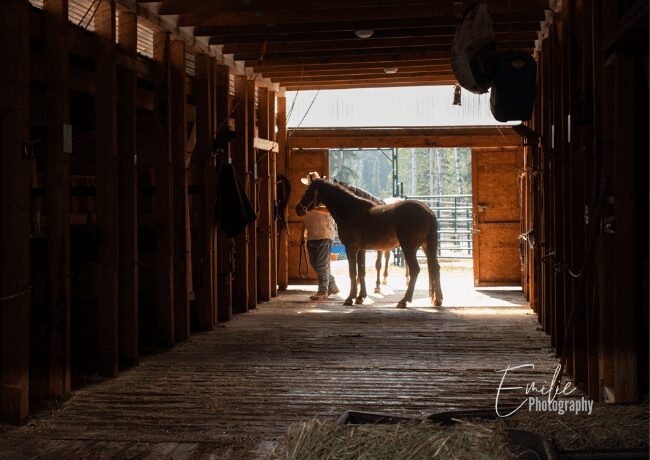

{"left": 215, "top": 64, "right": 232, "bottom": 321}
{"left": 276, "top": 93, "right": 289, "bottom": 290}
{"left": 257, "top": 88, "right": 272, "bottom": 302}
{"left": 0, "top": 0, "right": 30, "bottom": 424}
{"left": 153, "top": 31, "right": 175, "bottom": 347}
{"left": 43, "top": 0, "right": 71, "bottom": 397}
{"left": 117, "top": 9, "right": 139, "bottom": 366}
{"left": 169, "top": 40, "right": 190, "bottom": 340}
{"left": 95, "top": 0, "right": 119, "bottom": 378}
{"left": 247, "top": 80, "right": 258, "bottom": 309}
{"left": 195, "top": 54, "right": 215, "bottom": 330}
{"left": 612, "top": 55, "right": 638, "bottom": 402}
{"left": 269, "top": 91, "right": 278, "bottom": 297}
{"left": 232, "top": 75, "right": 249, "bottom": 313}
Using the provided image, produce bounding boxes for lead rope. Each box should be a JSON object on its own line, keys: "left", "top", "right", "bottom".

{"left": 299, "top": 237, "right": 310, "bottom": 279}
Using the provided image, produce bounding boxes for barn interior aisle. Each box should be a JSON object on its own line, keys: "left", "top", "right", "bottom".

{"left": 0, "top": 263, "right": 559, "bottom": 458}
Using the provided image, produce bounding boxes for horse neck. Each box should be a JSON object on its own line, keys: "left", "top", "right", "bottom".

{"left": 319, "top": 183, "right": 370, "bottom": 223}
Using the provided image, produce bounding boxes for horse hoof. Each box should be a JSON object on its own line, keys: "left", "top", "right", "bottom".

{"left": 396, "top": 301, "right": 407, "bottom": 309}
{"left": 374, "top": 287, "right": 381, "bottom": 294}
{"left": 343, "top": 298, "right": 353, "bottom": 306}
{"left": 355, "top": 297, "right": 364, "bottom": 304}
{"left": 434, "top": 299, "right": 443, "bottom": 307}
{"left": 381, "top": 280, "right": 388, "bottom": 285}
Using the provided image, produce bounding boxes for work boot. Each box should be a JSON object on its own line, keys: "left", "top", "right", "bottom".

{"left": 309, "top": 291, "right": 328, "bottom": 301}
{"left": 328, "top": 285, "right": 340, "bottom": 296}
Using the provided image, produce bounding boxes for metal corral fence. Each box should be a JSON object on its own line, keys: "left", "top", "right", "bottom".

{"left": 398, "top": 194, "right": 473, "bottom": 260}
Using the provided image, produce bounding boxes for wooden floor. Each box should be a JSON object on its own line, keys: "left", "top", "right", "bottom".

{"left": 0, "top": 264, "right": 563, "bottom": 459}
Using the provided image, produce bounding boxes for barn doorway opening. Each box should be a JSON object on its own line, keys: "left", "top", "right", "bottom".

{"left": 285, "top": 86, "right": 525, "bottom": 300}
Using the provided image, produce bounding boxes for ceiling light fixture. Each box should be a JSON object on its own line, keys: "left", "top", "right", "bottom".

{"left": 383, "top": 67, "right": 399, "bottom": 74}
{"left": 355, "top": 29, "right": 374, "bottom": 39}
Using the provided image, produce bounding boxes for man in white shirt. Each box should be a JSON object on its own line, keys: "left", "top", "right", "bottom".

{"left": 300, "top": 172, "right": 339, "bottom": 301}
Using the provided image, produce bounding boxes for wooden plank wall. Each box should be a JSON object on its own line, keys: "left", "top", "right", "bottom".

{"left": 0, "top": 0, "right": 31, "bottom": 425}
{"left": 530, "top": 0, "right": 648, "bottom": 402}
{"left": 0, "top": 3, "right": 284, "bottom": 423}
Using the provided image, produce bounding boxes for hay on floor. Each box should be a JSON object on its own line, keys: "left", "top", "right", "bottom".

{"left": 505, "top": 402, "right": 649, "bottom": 451}
{"left": 272, "top": 419, "right": 515, "bottom": 460}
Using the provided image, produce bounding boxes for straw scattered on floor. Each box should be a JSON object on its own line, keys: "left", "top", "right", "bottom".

{"left": 505, "top": 402, "right": 649, "bottom": 451}
{"left": 272, "top": 419, "right": 515, "bottom": 460}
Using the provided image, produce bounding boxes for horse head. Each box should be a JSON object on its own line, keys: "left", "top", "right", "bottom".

{"left": 295, "top": 178, "right": 324, "bottom": 216}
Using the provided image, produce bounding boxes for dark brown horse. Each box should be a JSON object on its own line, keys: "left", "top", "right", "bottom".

{"left": 296, "top": 179, "right": 443, "bottom": 308}
{"left": 332, "top": 179, "right": 391, "bottom": 293}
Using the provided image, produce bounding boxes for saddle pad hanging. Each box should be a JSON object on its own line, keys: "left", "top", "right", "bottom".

{"left": 490, "top": 51, "right": 537, "bottom": 122}
{"left": 451, "top": 2, "right": 497, "bottom": 94}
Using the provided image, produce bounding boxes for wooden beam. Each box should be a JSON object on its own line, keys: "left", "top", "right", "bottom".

{"left": 194, "top": 12, "right": 545, "bottom": 38}
{"left": 170, "top": 39, "right": 190, "bottom": 341}
{"left": 247, "top": 80, "right": 258, "bottom": 309}
{"left": 232, "top": 75, "right": 249, "bottom": 313}
{"left": 195, "top": 53, "right": 215, "bottom": 331}
{"left": 257, "top": 88, "right": 272, "bottom": 302}
{"left": 223, "top": 33, "right": 536, "bottom": 55}
{"left": 288, "top": 127, "right": 522, "bottom": 149}
{"left": 253, "top": 137, "right": 279, "bottom": 152}
{"left": 260, "top": 64, "right": 451, "bottom": 78}
{"left": 179, "top": 2, "right": 547, "bottom": 28}
{"left": 268, "top": 91, "right": 278, "bottom": 297}
{"left": 274, "top": 73, "right": 457, "bottom": 84}
{"left": 276, "top": 94, "right": 289, "bottom": 291}
{"left": 95, "top": 0, "right": 119, "bottom": 378}
{"left": 117, "top": 9, "right": 139, "bottom": 367}
{"left": 214, "top": 63, "right": 233, "bottom": 321}
{"left": 206, "top": 23, "right": 539, "bottom": 45}
{"left": 0, "top": 0, "right": 30, "bottom": 425}
{"left": 235, "top": 44, "right": 534, "bottom": 62}
{"left": 244, "top": 50, "right": 451, "bottom": 67}
{"left": 43, "top": 0, "right": 71, "bottom": 398}
{"left": 153, "top": 31, "right": 175, "bottom": 347}
{"left": 284, "top": 80, "right": 457, "bottom": 91}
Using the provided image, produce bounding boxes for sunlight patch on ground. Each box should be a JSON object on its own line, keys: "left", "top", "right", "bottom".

{"left": 447, "top": 308, "right": 532, "bottom": 316}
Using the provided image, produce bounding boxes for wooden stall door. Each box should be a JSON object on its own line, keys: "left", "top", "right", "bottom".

{"left": 287, "top": 149, "right": 329, "bottom": 283}
{"left": 472, "top": 147, "right": 524, "bottom": 286}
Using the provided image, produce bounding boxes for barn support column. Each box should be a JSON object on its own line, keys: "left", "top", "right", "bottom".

{"left": 43, "top": 0, "right": 71, "bottom": 397}
{"left": 0, "top": 0, "right": 30, "bottom": 425}
{"left": 95, "top": 0, "right": 119, "bottom": 378}
{"left": 247, "top": 80, "right": 258, "bottom": 309}
{"left": 117, "top": 9, "right": 139, "bottom": 367}
{"left": 152, "top": 31, "right": 175, "bottom": 347}
{"left": 257, "top": 87, "right": 272, "bottom": 302}
{"left": 170, "top": 39, "right": 190, "bottom": 341}
{"left": 276, "top": 93, "right": 289, "bottom": 291}
{"left": 195, "top": 53, "right": 215, "bottom": 330}
{"left": 215, "top": 64, "right": 232, "bottom": 321}
{"left": 232, "top": 75, "right": 249, "bottom": 313}
{"left": 268, "top": 90, "right": 278, "bottom": 297}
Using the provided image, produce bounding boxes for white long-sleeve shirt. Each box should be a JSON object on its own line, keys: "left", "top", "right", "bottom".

{"left": 303, "top": 210, "right": 336, "bottom": 240}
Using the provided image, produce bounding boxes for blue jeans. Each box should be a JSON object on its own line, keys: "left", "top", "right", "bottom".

{"left": 307, "top": 239, "right": 336, "bottom": 293}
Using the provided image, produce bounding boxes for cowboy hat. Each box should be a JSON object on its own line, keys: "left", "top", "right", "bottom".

{"left": 300, "top": 171, "right": 322, "bottom": 185}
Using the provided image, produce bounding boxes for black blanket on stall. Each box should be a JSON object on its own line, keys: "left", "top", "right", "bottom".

{"left": 216, "top": 163, "right": 256, "bottom": 238}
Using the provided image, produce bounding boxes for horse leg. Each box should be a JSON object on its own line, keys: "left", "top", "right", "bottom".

{"left": 426, "top": 237, "right": 443, "bottom": 307}
{"left": 374, "top": 251, "right": 382, "bottom": 293}
{"left": 356, "top": 250, "right": 367, "bottom": 303}
{"left": 344, "top": 247, "right": 358, "bottom": 306}
{"left": 396, "top": 245, "right": 420, "bottom": 309}
{"left": 382, "top": 251, "right": 390, "bottom": 285}
{"left": 405, "top": 260, "right": 410, "bottom": 283}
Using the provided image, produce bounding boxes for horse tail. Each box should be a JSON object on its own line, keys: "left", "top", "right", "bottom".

{"left": 425, "top": 215, "right": 443, "bottom": 306}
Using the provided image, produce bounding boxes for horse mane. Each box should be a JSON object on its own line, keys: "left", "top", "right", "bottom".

{"left": 316, "top": 179, "right": 376, "bottom": 217}
{"left": 332, "top": 179, "right": 385, "bottom": 205}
